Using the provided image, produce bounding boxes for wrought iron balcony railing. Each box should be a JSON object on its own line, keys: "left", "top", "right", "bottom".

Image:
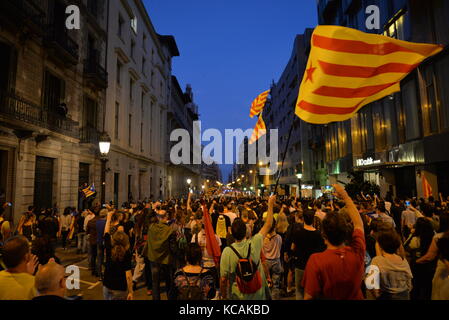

{"left": 45, "top": 26, "right": 79, "bottom": 63}
{"left": 80, "top": 126, "right": 101, "bottom": 144}
{"left": 0, "top": 91, "right": 79, "bottom": 138}
{"left": 84, "top": 58, "right": 108, "bottom": 88}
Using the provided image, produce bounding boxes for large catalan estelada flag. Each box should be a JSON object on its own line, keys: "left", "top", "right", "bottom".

{"left": 295, "top": 26, "right": 443, "bottom": 124}
{"left": 202, "top": 203, "right": 221, "bottom": 266}
{"left": 82, "top": 183, "right": 96, "bottom": 198}
{"left": 249, "top": 114, "right": 267, "bottom": 144}
{"left": 422, "top": 173, "right": 433, "bottom": 199}
{"left": 249, "top": 90, "right": 270, "bottom": 118}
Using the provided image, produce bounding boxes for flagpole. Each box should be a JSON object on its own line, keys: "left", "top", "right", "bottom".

{"left": 274, "top": 118, "right": 295, "bottom": 196}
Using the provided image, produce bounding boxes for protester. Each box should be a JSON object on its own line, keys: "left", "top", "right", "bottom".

{"left": 220, "top": 195, "right": 275, "bottom": 300}
{"left": 173, "top": 243, "right": 216, "bottom": 300}
{"left": 95, "top": 209, "right": 108, "bottom": 279}
{"left": 16, "top": 206, "right": 37, "bottom": 242}
{"left": 370, "top": 229, "right": 413, "bottom": 300}
{"left": 302, "top": 184, "right": 365, "bottom": 300}
{"left": 33, "top": 259, "right": 67, "bottom": 300}
{"left": 146, "top": 207, "right": 176, "bottom": 300}
{"left": 404, "top": 217, "right": 436, "bottom": 300}
{"left": 432, "top": 233, "right": 449, "bottom": 300}
{"left": 263, "top": 219, "right": 283, "bottom": 300}
{"left": 291, "top": 209, "right": 326, "bottom": 300}
{"left": 0, "top": 236, "right": 39, "bottom": 300}
{"left": 0, "top": 206, "right": 12, "bottom": 243}
{"left": 211, "top": 204, "right": 232, "bottom": 251}
{"left": 85, "top": 208, "right": 99, "bottom": 276}
{"left": 102, "top": 210, "right": 133, "bottom": 300}
{"left": 59, "top": 207, "right": 73, "bottom": 250}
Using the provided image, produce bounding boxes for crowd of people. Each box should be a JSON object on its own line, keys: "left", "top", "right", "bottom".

{"left": 0, "top": 185, "right": 449, "bottom": 301}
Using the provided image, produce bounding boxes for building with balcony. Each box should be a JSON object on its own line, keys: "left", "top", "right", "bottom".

{"left": 0, "top": 0, "right": 108, "bottom": 224}
{"left": 166, "top": 77, "right": 201, "bottom": 198}
{"left": 103, "top": 0, "right": 179, "bottom": 204}
{"left": 317, "top": 0, "right": 449, "bottom": 198}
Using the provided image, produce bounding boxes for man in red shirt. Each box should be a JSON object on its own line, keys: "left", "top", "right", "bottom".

{"left": 302, "top": 184, "right": 365, "bottom": 300}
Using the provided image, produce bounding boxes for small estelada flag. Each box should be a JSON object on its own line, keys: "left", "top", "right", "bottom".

{"left": 249, "top": 90, "right": 270, "bottom": 118}
{"left": 249, "top": 114, "right": 267, "bottom": 144}
{"left": 422, "top": 174, "right": 433, "bottom": 199}
{"left": 295, "top": 26, "right": 443, "bottom": 124}
{"left": 82, "top": 183, "right": 96, "bottom": 198}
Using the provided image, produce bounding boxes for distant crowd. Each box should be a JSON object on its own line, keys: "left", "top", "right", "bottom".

{"left": 0, "top": 186, "right": 448, "bottom": 300}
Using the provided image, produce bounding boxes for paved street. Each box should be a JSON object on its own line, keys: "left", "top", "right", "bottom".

{"left": 57, "top": 245, "right": 294, "bottom": 301}
{"left": 58, "top": 246, "right": 167, "bottom": 300}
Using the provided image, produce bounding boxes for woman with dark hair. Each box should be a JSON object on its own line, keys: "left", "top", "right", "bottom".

{"left": 59, "top": 207, "right": 73, "bottom": 250}
{"left": 404, "top": 217, "right": 436, "bottom": 300}
{"left": 432, "top": 233, "right": 449, "bottom": 300}
{"left": 17, "top": 206, "right": 37, "bottom": 242}
{"left": 102, "top": 210, "right": 133, "bottom": 300}
{"left": 173, "top": 243, "right": 216, "bottom": 300}
{"left": 417, "top": 212, "right": 449, "bottom": 265}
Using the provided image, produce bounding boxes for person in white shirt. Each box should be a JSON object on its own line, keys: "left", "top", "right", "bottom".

{"left": 223, "top": 202, "right": 237, "bottom": 224}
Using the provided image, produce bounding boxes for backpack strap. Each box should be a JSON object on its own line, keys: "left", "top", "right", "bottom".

{"left": 181, "top": 270, "right": 193, "bottom": 288}
{"left": 229, "top": 244, "right": 243, "bottom": 260}
{"left": 246, "top": 243, "right": 252, "bottom": 260}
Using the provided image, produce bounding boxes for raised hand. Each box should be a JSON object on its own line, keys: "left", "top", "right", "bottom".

{"left": 26, "top": 254, "right": 39, "bottom": 275}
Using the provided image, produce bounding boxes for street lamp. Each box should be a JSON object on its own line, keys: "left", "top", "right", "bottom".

{"left": 296, "top": 172, "right": 303, "bottom": 199}
{"left": 99, "top": 132, "right": 111, "bottom": 205}
{"left": 186, "top": 178, "right": 192, "bottom": 195}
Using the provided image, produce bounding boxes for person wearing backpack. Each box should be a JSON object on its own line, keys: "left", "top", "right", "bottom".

{"left": 211, "top": 204, "right": 231, "bottom": 252}
{"left": 220, "top": 195, "right": 276, "bottom": 300}
{"left": 173, "top": 243, "right": 216, "bottom": 300}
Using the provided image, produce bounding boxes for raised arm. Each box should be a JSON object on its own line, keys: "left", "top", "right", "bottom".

{"left": 187, "top": 192, "right": 192, "bottom": 212}
{"left": 334, "top": 184, "right": 364, "bottom": 233}
{"left": 104, "top": 210, "right": 114, "bottom": 235}
{"left": 259, "top": 195, "right": 276, "bottom": 238}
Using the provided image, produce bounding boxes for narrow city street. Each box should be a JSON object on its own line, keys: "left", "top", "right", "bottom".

{"left": 58, "top": 247, "right": 168, "bottom": 300}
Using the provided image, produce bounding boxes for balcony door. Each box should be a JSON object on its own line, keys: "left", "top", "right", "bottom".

{"left": 34, "top": 156, "right": 54, "bottom": 210}
{"left": 0, "top": 42, "right": 16, "bottom": 93}
{"left": 43, "top": 70, "right": 65, "bottom": 111}
{"left": 50, "top": 0, "right": 66, "bottom": 30}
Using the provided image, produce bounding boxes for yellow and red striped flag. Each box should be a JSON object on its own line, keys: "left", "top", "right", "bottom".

{"left": 249, "top": 114, "right": 267, "bottom": 144}
{"left": 295, "top": 26, "right": 443, "bottom": 124}
{"left": 422, "top": 174, "right": 433, "bottom": 199}
{"left": 249, "top": 90, "right": 270, "bottom": 118}
{"left": 82, "top": 183, "right": 96, "bottom": 198}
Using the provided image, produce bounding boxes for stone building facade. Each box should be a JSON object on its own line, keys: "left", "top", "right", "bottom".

{"left": 0, "top": 0, "right": 107, "bottom": 224}
{"left": 103, "top": 0, "right": 179, "bottom": 205}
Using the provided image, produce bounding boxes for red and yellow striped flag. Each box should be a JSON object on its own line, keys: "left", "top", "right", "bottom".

{"left": 295, "top": 26, "right": 443, "bottom": 124}
{"left": 249, "top": 114, "right": 266, "bottom": 144}
{"left": 422, "top": 174, "right": 433, "bottom": 199}
{"left": 249, "top": 90, "right": 270, "bottom": 118}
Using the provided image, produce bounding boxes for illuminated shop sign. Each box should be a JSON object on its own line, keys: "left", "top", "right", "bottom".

{"left": 301, "top": 185, "right": 313, "bottom": 190}
{"left": 356, "top": 157, "right": 381, "bottom": 166}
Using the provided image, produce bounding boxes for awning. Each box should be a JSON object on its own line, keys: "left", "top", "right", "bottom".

{"left": 353, "top": 161, "right": 422, "bottom": 171}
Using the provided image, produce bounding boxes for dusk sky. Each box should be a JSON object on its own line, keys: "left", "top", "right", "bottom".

{"left": 144, "top": 0, "right": 318, "bottom": 181}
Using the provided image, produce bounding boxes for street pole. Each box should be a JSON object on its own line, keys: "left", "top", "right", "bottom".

{"left": 101, "top": 158, "right": 107, "bottom": 205}
{"left": 298, "top": 177, "right": 302, "bottom": 200}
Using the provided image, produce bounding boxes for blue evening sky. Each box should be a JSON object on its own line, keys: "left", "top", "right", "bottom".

{"left": 144, "top": 0, "right": 318, "bottom": 182}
